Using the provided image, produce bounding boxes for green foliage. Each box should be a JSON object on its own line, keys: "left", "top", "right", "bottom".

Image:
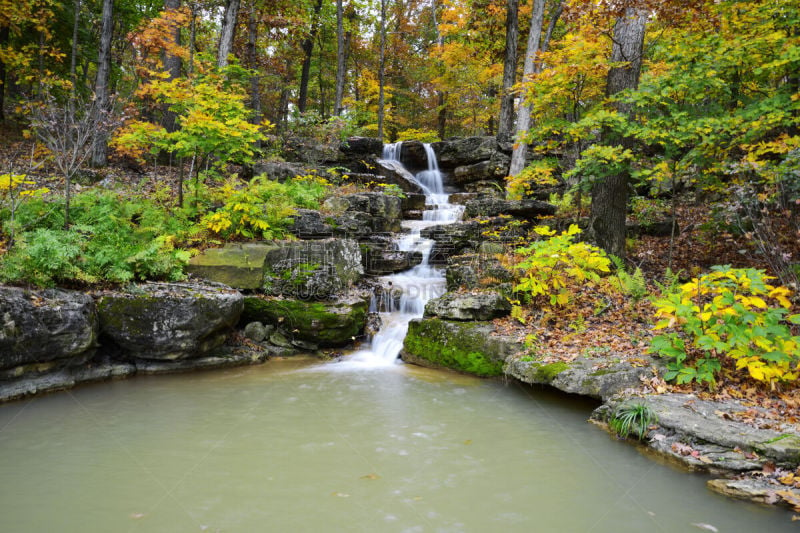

{"left": 200, "top": 174, "right": 330, "bottom": 240}
{"left": 649, "top": 266, "right": 800, "bottom": 388}
{"left": 395, "top": 128, "right": 440, "bottom": 143}
{"left": 609, "top": 402, "right": 657, "bottom": 441}
{"left": 1, "top": 190, "right": 193, "bottom": 287}
{"left": 564, "top": 144, "right": 635, "bottom": 192}
{"left": 610, "top": 256, "right": 648, "bottom": 303}
{"left": 506, "top": 158, "right": 560, "bottom": 201}
{"left": 513, "top": 224, "right": 611, "bottom": 308}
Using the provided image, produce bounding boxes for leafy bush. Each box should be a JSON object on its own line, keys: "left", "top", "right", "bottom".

{"left": 201, "top": 174, "right": 330, "bottom": 240}
{"left": 1, "top": 190, "right": 193, "bottom": 286}
{"left": 395, "top": 128, "right": 440, "bottom": 143}
{"left": 506, "top": 158, "right": 560, "bottom": 201}
{"left": 513, "top": 224, "right": 611, "bottom": 308}
{"left": 649, "top": 265, "right": 800, "bottom": 388}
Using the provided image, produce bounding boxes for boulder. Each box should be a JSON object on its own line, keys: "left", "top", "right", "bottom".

{"left": 420, "top": 221, "right": 492, "bottom": 263}
{"left": 340, "top": 136, "right": 383, "bottom": 157}
{"left": 282, "top": 137, "right": 339, "bottom": 165}
{"left": 288, "top": 209, "right": 338, "bottom": 239}
{"left": 451, "top": 154, "right": 510, "bottom": 185}
{"left": 445, "top": 253, "right": 514, "bottom": 291}
{"left": 392, "top": 140, "right": 429, "bottom": 171}
{"left": 187, "top": 242, "right": 277, "bottom": 289}
{"left": 627, "top": 219, "right": 679, "bottom": 237}
{"left": 262, "top": 238, "right": 364, "bottom": 299}
{"left": 401, "top": 318, "right": 522, "bottom": 377}
{"left": 242, "top": 294, "right": 369, "bottom": 347}
{"left": 424, "top": 291, "right": 511, "bottom": 321}
{"left": 373, "top": 159, "right": 424, "bottom": 194}
{"left": 243, "top": 321, "right": 272, "bottom": 342}
{"left": 97, "top": 282, "right": 243, "bottom": 361}
{"left": 361, "top": 243, "right": 423, "bottom": 275}
{"left": 0, "top": 287, "right": 98, "bottom": 374}
{"left": 464, "top": 197, "right": 557, "bottom": 219}
{"left": 323, "top": 192, "right": 403, "bottom": 233}
{"left": 506, "top": 355, "right": 661, "bottom": 402}
{"left": 402, "top": 193, "right": 427, "bottom": 211}
{"left": 448, "top": 192, "right": 479, "bottom": 206}
{"left": 432, "top": 136, "right": 502, "bottom": 168}
{"left": 464, "top": 180, "right": 505, "bottom": 197}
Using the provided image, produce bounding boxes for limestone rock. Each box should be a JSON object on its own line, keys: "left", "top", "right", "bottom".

{"left": 243, "top": 321, "right": 272, "bottom": 342}
{"left": 445, "top": 254, "right": 513, "bottom": 291}
{"left": 340, "top": 136, "right": 383, "bottom": 157}
{"left": 242, "top": 294, "right": 369, "bottom": 347}
{"left": 432, "top": 136, "right": 503, "bottom": 168}
{"left": 0, "top": 287, "right": 98, "bottom": 373}
{"left": 506, "top": 355, "right": 660, "bottom": 402}
{"left": 449, "top": 192, "right": 479, "bottom": 206}
{"left": 401, "top": 318, "right": 522, "bottom": 377}
{"left": 252, "top": 161, "right": 323, "bottom": 182}
{"left": 451, "top": 155, "right": 510, "bottom": 185}
{"left": 323, "top": 192, "right": 403, "bottom": 233}
{"left": 373, "top": 159, "right": 424, "bottom": 194}
{"left": 424, "top": 291, "right": 511, "bottom": 321}
{"left": 262, "top": 238, "right": 363, "bottom": 300}
{"left": 97, "top": 282, "right": 243, "bottom": 360}
{"left": 361, "top": 242, "right": 423, "bottom": 275}
{"left": 464, "top": 197, "right": 557, "bottom": 219}
{"left": 187, "top": 242, "right": 277, "bottom": 289}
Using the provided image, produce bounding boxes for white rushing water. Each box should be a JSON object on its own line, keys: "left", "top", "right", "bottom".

{"left": 343, "top": 142, "right": 463, "bottom": 368}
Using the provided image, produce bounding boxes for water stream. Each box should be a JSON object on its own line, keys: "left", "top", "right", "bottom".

{"left": 345, "top": 142, "right": 462, "bottom": 368}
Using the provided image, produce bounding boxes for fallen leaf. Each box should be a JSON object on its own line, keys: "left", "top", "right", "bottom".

{"left": 763, "top": 462, "right": 777, "bottom": 474}
{"left": 332, "top": 492, "right": 350, "bottom": 498}
{"left": 698, "top": 455, "right": 714, "bottom": 464}
{"left": 360, "top": 473, "right": 380, "bottom": 480}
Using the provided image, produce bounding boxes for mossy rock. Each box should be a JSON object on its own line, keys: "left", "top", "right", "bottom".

{"left": 401, "top": 318, "right": 521, "bottom": 377}
{"left": 187, "top": 242, "right": 277, "bottom": 289}
{"left": 242, "top": 295, "right": 368, "bottom": 347}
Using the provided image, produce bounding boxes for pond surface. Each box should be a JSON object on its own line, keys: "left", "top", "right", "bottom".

{"left": 0, "top": 358, "right": 793, "bottom": 532}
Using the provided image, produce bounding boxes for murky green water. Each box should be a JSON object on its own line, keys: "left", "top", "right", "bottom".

{"left": 0, "top": 358, "right": 793, "bottom": 532}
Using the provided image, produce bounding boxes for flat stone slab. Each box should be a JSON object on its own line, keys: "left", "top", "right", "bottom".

{"left": 187, "top": 242, "right": 277, "bottom": 289}
{"left": 424, "top": 290, "right": 511, "bottom": 321}
{"left": 506, "top": 355, "right": 660, "bottom": 402}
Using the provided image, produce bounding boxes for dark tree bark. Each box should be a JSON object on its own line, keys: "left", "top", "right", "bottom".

{"left": 508, "top": 0, "right": 545, "bottom": 177}
{"left": 91, "top": 0, "right": 114, "bottom": 167}
{"left": 298, "top": 0, "right": 324, "bottom": 113}
{"left": 377, "top": 0, "right": 387, "bottom": 139}
{"left": 217, "top": 0, "right": 241, "bottom": 69}
{"left": 333, "top": 0, "right": 346, "bottom": 115}
{"left": 588, "top": 8, "right": 648, "bottom": 259}
{"left": 70, "top": 0, "right": 81, "bottom": 92}
{"left": 496, "top": 0, "right": 519, "bottom": 143}
{"left": 161, "top": 0, "right": 182, "bottom": 132}
{"left": 0, "top": 25, "right": 9, "bottom": 121}
{"left": 246, "top": 5, "right": 261, "bottom": 126}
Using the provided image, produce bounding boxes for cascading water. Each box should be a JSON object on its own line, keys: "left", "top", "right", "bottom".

{"left": 344, "top": 142, "right": 463, "bottom": 367}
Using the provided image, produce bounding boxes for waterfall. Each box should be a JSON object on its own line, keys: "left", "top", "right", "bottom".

{"left": 344, "top": 142, "right": 463, "bottom": 367}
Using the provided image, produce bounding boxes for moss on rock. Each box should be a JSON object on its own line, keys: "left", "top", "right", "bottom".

{"left": 242, "top": 295, "right": 368, "bottom": 347}
{"left": 401, "top": 318, "right": 520, "bottom": 377}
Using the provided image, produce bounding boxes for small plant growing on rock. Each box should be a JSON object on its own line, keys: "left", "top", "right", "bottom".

{"left": 609, "top": 402, "right": 657, "bottom": 441}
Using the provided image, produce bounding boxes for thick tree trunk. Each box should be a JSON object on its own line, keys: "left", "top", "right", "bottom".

{"left": 588, "top": 8, "right": 648, "bottom": 259}
{"left": 162, "top": 0, "right": 181, "bottom": 132}
{"left": 496, "top": 0, "right": 519, "bottom": 143}
{"left": 507, "top": 0, "right": 545, "bottom": 177}
{"left": 91, "top": 0, "right": 114, "bottom": 167}
{"left": 0, "top": 25, "right": 9, "bottom": 121}
{"left": 377, "top": 0, "right": 387, "bottom": 140}
{"left": 298, "top": 0, "right": 324, "bottom": 113}
{"left": 217, "top": 0, "right": 240, "bottom": 69}
{"left": 334, "top": 0, "right": 346, "bottom": 115}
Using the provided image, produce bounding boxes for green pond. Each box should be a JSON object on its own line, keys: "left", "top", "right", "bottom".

{"left": 0, "top": 358, "right": 794, "bottom": 532}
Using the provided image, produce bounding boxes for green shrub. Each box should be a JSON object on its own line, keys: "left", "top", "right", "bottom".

{"left": 609, "top": 402, "right": 657, "bottom": 441}
{"left": 649, "top": 265, "right": 800, "bottom": 388}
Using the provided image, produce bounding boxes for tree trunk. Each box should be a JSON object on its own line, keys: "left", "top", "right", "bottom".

{"left": 333, "top": 0, "right": 346, "bottom": 115}
{"left": 588, "top": 8, "right": 648, "bottom": 259}
{"left": 496, "top": 0, "right": 518, "bottom": 143}
{"left": 217, "top": 0, "right": 240, "bottom": 69}
{"left": 0, "top": 25, "right": 9, "bottom": 121}
{"left": 162, "top": 0, "right": 182, "bottom": 132}
{"left": 188, "top": 5, "right": 196, "bottom": 75}
{"left": 507, "top": 0, "right": 545, "bottom": 177}
{"left": 298, "top": 0, "right": 324, "bottom": 113}
{"left": 246, "top": 6, "right": 261, "bottom": 126}
{"left": 70, "top": 0, "right": 81, "bottom": 94}
{"left": 377, "top": 0, "right": 387, "bottom": 140}
{"left": 91, "top": 0, "right": 114, "bottom": 168}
